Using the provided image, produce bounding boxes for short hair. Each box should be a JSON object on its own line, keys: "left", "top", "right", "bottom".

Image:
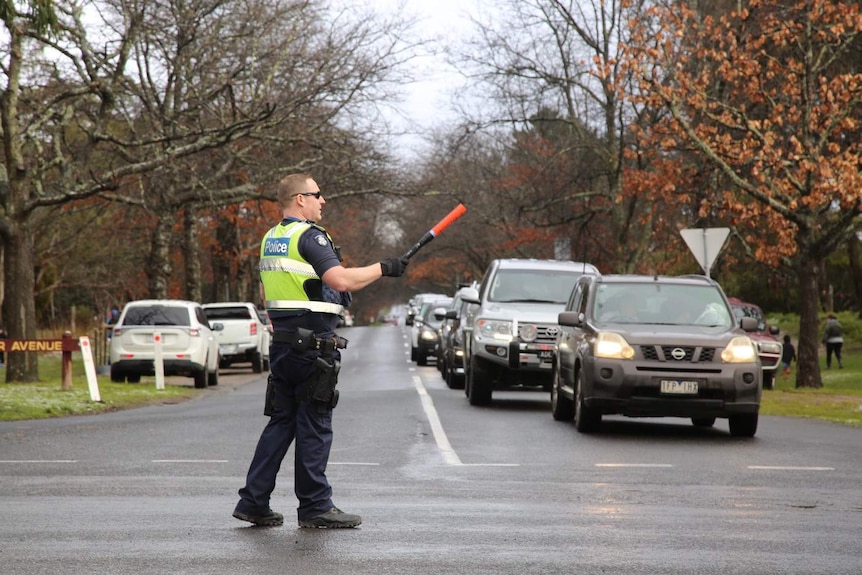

{"left": 277, "top": 173, "right": 313, "bottom": 205}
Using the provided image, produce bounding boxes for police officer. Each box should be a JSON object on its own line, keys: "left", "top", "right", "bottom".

{"left": 233, "top": 173, "right": 408, "bottom": 529}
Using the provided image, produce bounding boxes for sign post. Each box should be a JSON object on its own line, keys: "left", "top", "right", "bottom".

{"left": 153, "top": 332, "right": 165, "bottom": 390}
{"left": 680, "top": 228, "right": 730, "bottom": 278}
{"left": 78, "top": 336, "right": 102, "bottom": 402}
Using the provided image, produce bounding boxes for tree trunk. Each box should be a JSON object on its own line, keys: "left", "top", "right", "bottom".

{"left": 848, "top": 233, "right": 862, "bottom": 319}
{"left": 146, "top": 213, "right": 176, "bottom": 299}
{"left": 795, "top": 257, "right": 823, "bottom": 388}
{"left": 3, "top": 220, "right": 38, "bottom": 382}
{"left": 183, "top": 207, "right": 202, "bottom": 303}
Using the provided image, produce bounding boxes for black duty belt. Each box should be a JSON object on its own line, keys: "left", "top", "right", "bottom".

{"left": 273, "top": 328, "right": 348, "bottom": 352}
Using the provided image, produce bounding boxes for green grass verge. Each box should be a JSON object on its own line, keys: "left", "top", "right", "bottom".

{"left": 761, "top": 350, "right": 862, "bottom": 427}
{"left": 0, "top": 355, "right": 198, "bottom": 421}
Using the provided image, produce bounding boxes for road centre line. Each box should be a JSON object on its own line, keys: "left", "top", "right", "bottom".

{"left": 0, "top": 460, "right": 77, "bottom": 463}
{"left": 413, "top": 375, "right": 462, "bottom": 466}
{"left": 151, "top": 459, "right": 228, "bottom": 463}
{"left": 748, "top": 465, "right": 835, "bottom": 471}
{"left": 595, "top": 463, "right": 674, "bottom": 468}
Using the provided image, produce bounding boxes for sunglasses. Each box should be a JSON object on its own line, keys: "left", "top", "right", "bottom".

{"left": 292, "top": 191, "right": 322, "bottom": 199}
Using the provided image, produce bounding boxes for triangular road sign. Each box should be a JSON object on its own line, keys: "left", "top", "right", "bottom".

{"left": 680, "top": 228, "right": 730, "bottom": 277}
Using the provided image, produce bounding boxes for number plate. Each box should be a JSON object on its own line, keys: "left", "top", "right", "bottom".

{"left": 660, "top": 379, "right": 699, "bottom": 394}
{"left": 538, "top": 350, "right": 554, "bottom": 360}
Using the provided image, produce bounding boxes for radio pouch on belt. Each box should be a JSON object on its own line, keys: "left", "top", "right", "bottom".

{"left": 307, "top": 355, "right": 341, "bottom": 412}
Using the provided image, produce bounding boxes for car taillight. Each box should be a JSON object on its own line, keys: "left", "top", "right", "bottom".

{"left": 250, "top": 323, "right": 257, "bottom": 335}
{"left": 189, "top": 328, "right": 201, "bottom": 337}
{"left": 113, "top": 328, "right": 123, "bottom": 337}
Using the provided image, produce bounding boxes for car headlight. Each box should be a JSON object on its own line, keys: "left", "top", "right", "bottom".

{"left": 594, "top": 332, "right": 635, "bottom": 360}
{"left": 721, "top": 336, "right": 757, "bottom": 363}
{"left": 420, "top": 329, "right": 438, "bottom": 341}
{"left": 476, "top": 319, "right": 513, "bottom": 342}
{"left": 759, "top": 341, "right": 782, "bottom": 354}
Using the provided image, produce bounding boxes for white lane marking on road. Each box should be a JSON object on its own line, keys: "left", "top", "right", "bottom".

{"left": 748, "top": 466, "right": 835, "bottom": 471}
{"left": 595, "top": 463, "right": 674, "bottom": 468}
{"left": 0, "top": 460, "right": 77, "bottom": 463}
{"left": 413, "top": 375, "right": 462, "bottom": 466}
{"left": 457, "top": 463, "right": 520, "bottom": 467}
{"left": 152, "top": 459, "right": 228, "bottom": 463}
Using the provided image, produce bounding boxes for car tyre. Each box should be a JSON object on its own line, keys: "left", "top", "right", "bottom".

{"left": 127, "top": 373, "right": 141, "bottom": 383}
{"left": 110, "top": 365, "right": 124, "bottom": 383}
{"left": 762, "top": 371, "right": 775, "bottom": 390}
{"left": 691, "top": 417, "right": 716, "bottom": 428}
{"left": 252, "top": 351, "right": 263, "bottom": 374}
{"left": 417, "top": 352, "right": 427, "bottom": 367}
{"left": 446, "top": 361, "right": 465, "bottom": 390}
{"left": 193, "top": 367, "right": 207, "bottom": 389}
{"left": 263, "top": 357, "right": 270, "bottom": 371}
{"left": 551, "top": 366, "right": 575, "bottom": 422}
{"left": 411, "top": 346, "right": 418, "bottom": 362}
{"left": 208, "top": 368, "right": 219, "bottom": 386}
{"left": 574, "top": 370, "right": 601, "bottom": 433}
{"left": 728, "top": 413, "right": 758, "bottom": 437}
{"left": 467, "top": 356, "right": 492, "bottom": 406}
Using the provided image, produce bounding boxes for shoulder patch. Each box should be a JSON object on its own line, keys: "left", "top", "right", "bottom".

{"left": 314, "top": 234, "right": 328, "bottom": 247}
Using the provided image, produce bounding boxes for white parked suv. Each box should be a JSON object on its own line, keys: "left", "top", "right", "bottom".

{"left": 202, "top": 302, "right": 271, "bottom": 373}
{"left": 109, "top": 299, "right": 223, "bottom": 388}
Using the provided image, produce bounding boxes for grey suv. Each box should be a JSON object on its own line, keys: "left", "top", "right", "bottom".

{"left": 552, "top": 274, "right": 762, "bottom": 436}
{"left": 461, "top": 259, "right": 600, "bottom": 405}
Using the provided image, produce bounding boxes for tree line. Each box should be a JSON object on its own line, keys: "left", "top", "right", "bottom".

{"left": 2, "top": 0, "right": 860, "bottom": 389}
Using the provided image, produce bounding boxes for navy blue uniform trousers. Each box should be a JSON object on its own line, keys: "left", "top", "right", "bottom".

{"left": 236, "top": 341, "right": 339, "bottom": 520}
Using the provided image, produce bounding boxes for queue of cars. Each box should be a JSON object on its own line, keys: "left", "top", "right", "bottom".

{"left": 409, "top": 259, "right": 772, "bottom": 438}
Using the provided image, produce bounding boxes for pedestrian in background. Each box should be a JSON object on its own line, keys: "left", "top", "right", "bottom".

{"left": 233, "top": 172, "right": 409, "bottom": 529}
{"left": 781, "top": 334, "right": 796, "bottom": 376}
{"left": 822, "top": 314, "right": 844, "bottom": 369}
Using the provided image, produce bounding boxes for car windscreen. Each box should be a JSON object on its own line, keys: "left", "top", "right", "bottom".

{"left": 122, "top": 305, "right": 190, "bottom": 326}
{"left": 489, "top": 270, "right": 581, "bottom": 304}
{"left": 594, "top": 282, "right": 733, "bottom": 327}
{"left": 204, "top": 307, "right": 252, "bottom": 320}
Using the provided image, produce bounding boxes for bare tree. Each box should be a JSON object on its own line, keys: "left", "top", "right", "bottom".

{"left": 0, "top": 0, "right": 418, "bottom": 381}
{"left": 450, "top": 0, "right": 653, "bottom": 272}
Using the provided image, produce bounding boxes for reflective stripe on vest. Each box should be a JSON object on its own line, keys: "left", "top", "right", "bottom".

{"left": 265, "top": 300, "right": 344, "bottom": 315}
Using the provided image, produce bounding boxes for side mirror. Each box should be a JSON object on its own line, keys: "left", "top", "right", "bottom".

{"left": 460, "top": 287, "right": 480, "bottom": 305}
{"left": 769, "top": 325, "right": 779, "bottom": 336}
{"left": 558, "top": 311, "right": 582, "bottom": 327}
{"left": 433, "top": 307, "right": 448, "bottom": 320}
{"left": 739, "top": 317, "right": 758, "bottom": 332}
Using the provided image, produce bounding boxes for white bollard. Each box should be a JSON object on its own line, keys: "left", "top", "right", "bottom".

{"left": 78, "top": 336, "right": 102, "bottom": 402}
{"left": 153, "top": 331, "right": 165, "bottom": 390}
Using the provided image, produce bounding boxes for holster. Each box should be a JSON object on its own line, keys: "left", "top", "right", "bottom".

{"left": 263, "top": 374, "right": 275, "bottom": 416}
{"left": 306, "top": 354, "right": 341, "bottom": 412}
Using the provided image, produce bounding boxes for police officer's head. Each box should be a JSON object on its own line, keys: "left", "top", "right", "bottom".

{"left": 278, "top": 173, "right": 325, "bottom": 222}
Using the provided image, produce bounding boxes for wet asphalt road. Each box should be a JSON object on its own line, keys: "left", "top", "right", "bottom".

{"left": 1, "top": 325, "right": 861, "bottom": 575}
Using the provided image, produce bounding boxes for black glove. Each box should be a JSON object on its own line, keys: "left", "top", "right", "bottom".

{"left": 380, "top": 257, "right": 409, "bottom": 277}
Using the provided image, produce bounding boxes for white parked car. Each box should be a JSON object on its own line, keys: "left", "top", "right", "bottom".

{"left": 109, "top": 299, "right": 223, "bottom": 389}
{"left": 202, "top": 302, "right": 270, "bottom": 373}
